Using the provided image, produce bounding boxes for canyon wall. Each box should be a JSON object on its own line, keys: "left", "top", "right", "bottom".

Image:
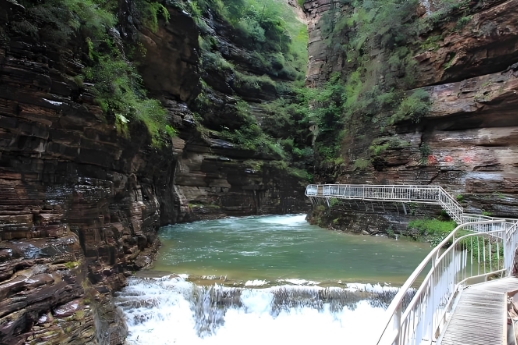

{"left": 0, "top": 1, "right": 308, "bottom": 344}
{"left": 304, "top": 0, "right": 518, "bottom": 233}
{"left": 161, "top": 8, "right": 309, "bottom": 222}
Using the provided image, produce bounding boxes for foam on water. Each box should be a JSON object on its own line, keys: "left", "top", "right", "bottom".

{"left": 278, "top": 278, "right": 320, "bottom": 285}
{"left": 116, "top": 276, "right": 392, "bottom": 345}
{"left": 244, "top": 279, "right": 269, "bottom": 286}
{"left": 346, "top": 282, "right": 399, "bottom": 293}
{"left": 258, "top": 214, "right": 307, "bottom": 226}
{"left": 137, "top": 214, "right": 426, "bottom": 343}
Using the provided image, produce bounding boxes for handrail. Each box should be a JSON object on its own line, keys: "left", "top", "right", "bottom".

{"left": 305, "top": 184, "right": 518, "bottom": 345}
{"left": 400, "top": 228, "right": 508, "bottom": 343}
{"left": 437, "top": 186, "right": 463, "bottom": 224}
{"left": 376, "top": 220, "right": 506, "bottom": 345}
{"left": 305, "top": 184, "right": 464, "bottom": 223}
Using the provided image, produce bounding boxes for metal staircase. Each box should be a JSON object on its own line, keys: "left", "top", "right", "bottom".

{"left": 305, "top": 184, "right": 504, "bottom": 232}
{"left": 305, "top": 184, "right": 518, "bottom": 345}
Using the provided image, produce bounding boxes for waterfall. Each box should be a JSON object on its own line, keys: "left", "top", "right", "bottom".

{"left": 115, "top": 275, "right": 412, "bottom": 345}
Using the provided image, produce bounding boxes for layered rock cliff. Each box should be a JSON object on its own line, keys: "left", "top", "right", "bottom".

{"left": 0, "top": 1, "right": 182, "bottom": 342}
{"left": 0, "top": 0, "right": 309, "bottom": 343}
{"left": 164, "top": 3, "right": 310, "bottom": 221}
{"left": 6, "top": 0, "right": 517, "bottom": 341}
{"left": 303, "top": 0, "right": 518, "bottom": 234}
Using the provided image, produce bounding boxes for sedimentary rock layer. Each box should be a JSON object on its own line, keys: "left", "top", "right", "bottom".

{"left": 304, "top": 0, "right": 518, "bottom": 232}
{"left": 0, "top": 1, "right": 308, "bottom": 343}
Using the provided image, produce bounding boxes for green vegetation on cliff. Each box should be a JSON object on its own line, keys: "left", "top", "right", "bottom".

{"left": 408, "top": 219, "right": 457, "bottom": 246}
{"left": 304, "top": 0, "right": 422, "bottom": 162}
{"left": 311, "top": 0, "right": 476, "bottom": 164}
{"left": 12, "top": 0, "right": 173, "bottom": 145}
{"left": 182, "top": 0, "right": 313, "bottom": 177}
{"left": 190, "top": 0, "right": 307, "bottom": 72}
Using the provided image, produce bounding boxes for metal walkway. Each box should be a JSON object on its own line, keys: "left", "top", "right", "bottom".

{"left": 439, "top": 278, "right": 518, "bottom": 345}
{"left": 305, "top": 184, "right": 518, "bottom": 345}
{"left": 305, "top": 184, "right": 512, "bottom": 232}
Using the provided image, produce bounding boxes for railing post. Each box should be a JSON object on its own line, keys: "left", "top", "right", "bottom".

{"left": 394, "top": 304, "right": 402, "bottom": 345}
{"left": 428, "top": 254, "right": 437, "bottom": 344}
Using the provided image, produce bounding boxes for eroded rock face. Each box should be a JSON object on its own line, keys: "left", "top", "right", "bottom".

{"left": 415, "top": 0, "right": 518, "bottom": 86}
{"left": 304, "top": 0, "right": 345, "bottom": 86}
{"left": 424, "top": 65, "right": 518, "bottom": 128}
{"left": 304, "top": 0, "right": 518, "bottom": 232}
{"left": 0, "top": 51, "right": 167, "bottom": 345}
{"left": 166, "top": 96, "right": 308, "bottom": 221}
{"left": 172, "top": 134, "right": 308, "bottom": 221}
{"left": 163, "top": 10, "right": 310, "bottom": 222}
{"left": 0, "top": 1, "right": 310, "bottom": 343}
{"left": 307, "top": 200, "right": 442, "bottom": 235}
{"left": 138, "top": 9, "right": 201, "bottom": 102}
{"left": 0, "top": 2, "right": 185, "bottom": 343}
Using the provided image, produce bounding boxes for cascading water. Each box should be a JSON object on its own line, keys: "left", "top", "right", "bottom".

{"left": 422, "top": 0, "right": 431, "bottom": 14}
{"left": 116, "top": 276, "right": 415, "bottom": 344}
{"left": 115, "top": 215, "right": 429, "bottom": 344}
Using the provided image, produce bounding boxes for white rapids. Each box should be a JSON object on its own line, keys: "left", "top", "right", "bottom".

{"left": 115, "top": 275, "right": 399, "bottom": 345}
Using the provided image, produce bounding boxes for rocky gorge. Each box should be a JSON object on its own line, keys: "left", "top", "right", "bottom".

{"left": 304, "top": 0, "right": 518, "bottom": 235}
{"left": 0, "top": 0, "right": 309, "bottom": 343}
{"left": 0, "top": 0, "right": 518, "bottom": 343}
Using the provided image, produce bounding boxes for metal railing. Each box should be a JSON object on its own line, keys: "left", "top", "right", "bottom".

{"left": 305, "top": 184, "right": 518, "bottom": 345}
{"left": 376, "top": 219, "right": 518, "bottom": 345}
{"left": 306, "top": 184, "right": 471, "bottom": 225}
{"left": 306, "top": 184, "right": 440, "bottom": 203}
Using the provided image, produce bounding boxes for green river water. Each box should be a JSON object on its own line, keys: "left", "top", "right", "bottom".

{"left": 117, "top": 214, "right": 433, "bottom": 344}
{"left": 152, "top": 214, "right": 431, "bottom": 285}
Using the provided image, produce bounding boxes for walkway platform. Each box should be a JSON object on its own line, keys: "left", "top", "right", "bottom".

{"left": 439, "top": 277, "right": 518, "bottom": 345}
{"left": 306, "top": 184, "right": 518, "bottom": 344}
